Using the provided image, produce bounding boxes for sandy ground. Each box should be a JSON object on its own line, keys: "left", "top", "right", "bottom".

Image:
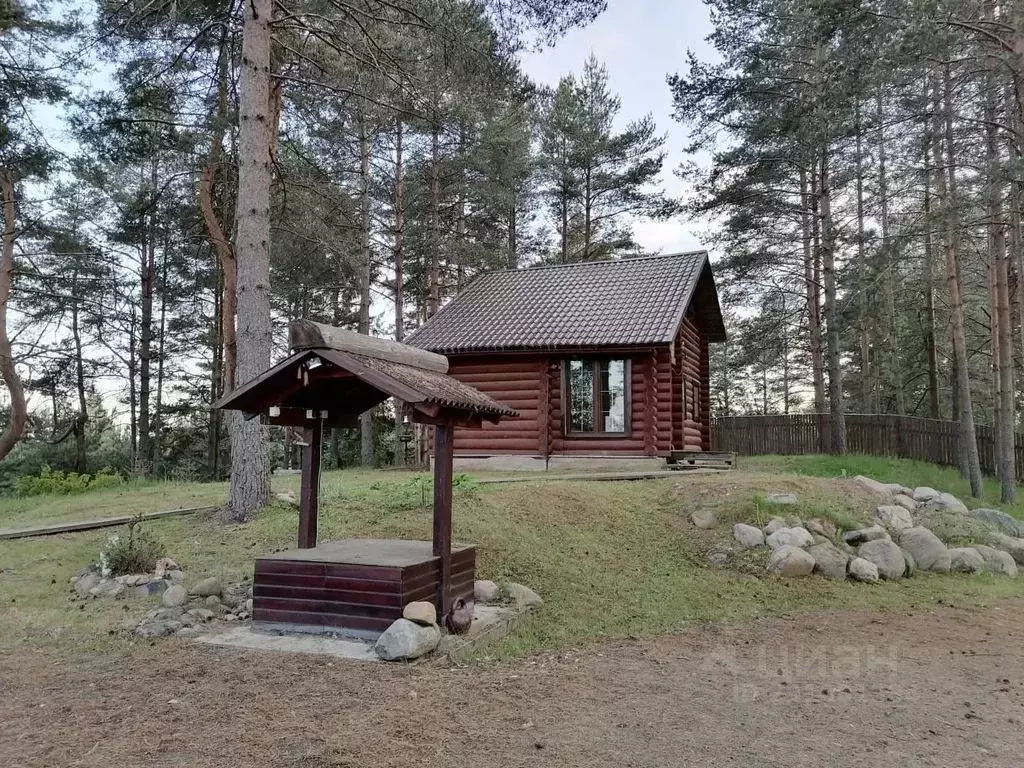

{"left": 3, "top": 601, "right": 1024, "bottom": 768}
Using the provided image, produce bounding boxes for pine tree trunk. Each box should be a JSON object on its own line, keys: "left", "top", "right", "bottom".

{"left": 939, "top": 65, "right": 983, "bottom": 496}
{"left": 357, "top": 116, "right": 374, "bottom": 467}
{"left": 393, "top": 119, "right": 406, "bottom": 468}
{"left": 877, "top": 90, "right": 904, "bottom": 415}
{"left": 136, "top": 162, "right": 157, "bottom": 477}
{"left": 225, "top": 0, "right": 273, "bottom": 521}
{"left": 0, "top": 170, "right": 27, "bottom": 462}
{"left": 427, "top": 125, "right": 441, "bottom": 317}
{"left": 70, "top": 267, "right": 87, "bottom": 474}
{"left": 801, "top": 167, "right": 826, "bottom": 413}
{"left": 854, "top": 101, "right": 872, "bottom": 412}
{"left": 819, "top": 149, "right": 846, "bottom": 454}
{"left": 922, "top": 84, "right": 941, "bottom": 420}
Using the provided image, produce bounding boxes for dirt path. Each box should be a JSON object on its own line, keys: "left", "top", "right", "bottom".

{"left": 3, "top": 601, "right": 1024, "bottom": 768}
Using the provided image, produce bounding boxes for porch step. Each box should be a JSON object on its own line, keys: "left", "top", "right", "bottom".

{"left": 667, "top": 451, "right": 736, "bottom": 471}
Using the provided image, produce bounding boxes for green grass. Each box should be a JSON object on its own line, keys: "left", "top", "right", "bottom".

{"left": 2, "top": 465, "right": 1023, "bottom": 659}
{"left": 743, "top": 454, "right": 1024, "bottom": 520}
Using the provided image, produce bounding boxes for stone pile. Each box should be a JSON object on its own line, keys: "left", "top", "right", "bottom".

{"left": 134, "top": 576, "right": 253, "bottom": 637}
{"left": 720, "top": 479, "right": 1024, "bottom": 583}
{"left": 70, "top": 556, "right": 184, "bottom": 601}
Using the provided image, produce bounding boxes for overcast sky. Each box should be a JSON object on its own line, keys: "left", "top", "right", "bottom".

{"left": 520, "top": 0, "right": 716, "bottom": 255}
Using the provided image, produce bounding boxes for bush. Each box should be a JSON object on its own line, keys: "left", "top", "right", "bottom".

{"left": 98, "top": 517, "right": 166, "bottom": 576}
{"left": 14, "top": 465, "right": 123, "bottom": 497}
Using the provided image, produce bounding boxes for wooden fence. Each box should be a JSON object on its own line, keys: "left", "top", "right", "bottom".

{"left": 712, "top": 413, "right": 1024, "bottom": 479}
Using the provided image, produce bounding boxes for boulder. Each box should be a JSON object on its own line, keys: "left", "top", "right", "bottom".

{"left": 734, "top": 523, "right": 765, "bottom": 548}
{"left": 162, "top": 584, "right": 188, "bottom": 607}
{"left": 374, "top": 618, "right": 441, "bottom": 661}
{"left": 900, "top": 547, "right": 917, "bottom": 577}
{"left": 857, "top": 539, "right": 906, "bottom": 580}
{"left": 988, "top": 533, "right": 1024, "bottom": 565}
{"left": 854, "top": 475, "right": 893, "bottom": 500}
{"left": 73, "top": 572, "right": 101, "bottom": 597}
{"left": 763, "top": 517, "right": 787, "bottom": 535}
{"left": 133, "top": 579, "right": 168, "bottom": 598}
{"left": 204, "top": 594, "right": 222, "bottom": 608}
{"left": 767, "top": 545, "right": 815, "bottom": 577}
{"left": 766, "top": 527, "right": 814, "bottom": 550}
{"left": 913, "top": 487, "right": 940, "bottom": 502}
{"left": 973, "top": 544, "right": 1018, "bottom": 577}
{"left": 189, "top": 608, "right": 216, "bottom": 622}
{"left": 948, "top": 547, "right": 985, "bottom": 574}
{"left": 190, "top": 577, "right": 222, "bottom": 597}
{"left": 842, "top": 525, "right": 889, "bottom": 546}
{"left": 807, "top": 542, "right": 848, "bottom": 580}
{"left": 135, "top": 619, "right": 183, "bottom": 638}
{"left": 875, "top": 505, "right": 914, "bottom": 533}
{"left": 893, "top": 494, "right": 918, "bottom": 513}
{"left": 89, "top": 579, "right": 126, "bottom": 599}
{"left": 924, "top": 493, "right": 968, "bottom": 516}
{"left": 885, "top": 483, "right": 914, "bottom": 497}
{"left": 473, "top": 579, "right": 500, "bottom": 603}
{"left": 689, "top": 508, "right": 718, "bottom": 530}
{"left": 154, "top": 557, "right": 179, "bottom": 578}
{"left": 766, "top": 492, "right": 798, "bottom": 505}
{"left": 805, "top": 518, "right": 837, "bottom": 541}
{"left": 970, "top": 508, "right": 1024, "bottom": 538}
{"left": 116, "top": 573, "right": 152, "bottom": 587}
{"left": 504, "top": 582, "right": 543, "bottom": 608}
{"left": 849, "top": 557, "right": 880, "bottom": 583}
{"left": 166, "top": 570, "right": 184, "bottom": 583}
{"left": 898, "top": 526, "right": 951, "bottom": 572}
{"left": 402, "top": 600, "right": 438, "bottom": 626}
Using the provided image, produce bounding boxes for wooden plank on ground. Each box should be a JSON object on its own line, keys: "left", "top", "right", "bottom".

{"left": 0, "top": 505, "right": 215, "bottom": 540}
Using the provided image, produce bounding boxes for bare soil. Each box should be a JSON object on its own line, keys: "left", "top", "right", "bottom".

{"left": 3, "top": 601, "right": 1024, "bottom": 768}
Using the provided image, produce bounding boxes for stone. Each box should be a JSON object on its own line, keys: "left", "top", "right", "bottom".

{"left": 73, "top": 572, "right": 101, "bottom": 597}
{"left": 689, "top": 508, "right": 718, "bottom": 529}
{"left": 766, "top": 493, "right": 798, "bottom": 505}
{"left": 948, "top": 547, "right": 985, "bottom": 574}
{"left": 853, "top": 475, "right": 893, "bottom": 500}
{"left": 765, "top": 527, "right": 813, "bottom": 550}
{"left": 189, "top": 608, "right": 216, "bottom": 622}
{"left": 898, "top": 526, "right": 951, "bottom": 572}
{"left": 135, "top": 619, "right": 183, "bottom": 637}
{"left": 875, "top": 505, "right": 914, "bottom": 533}
{"left": 166, "top": 570, "right": 184, "bottom": 583}
{"left": 204, "top": 594, "right": 222, "bottom": 608}
{"left": 970, "top": 508, "right": 1024, "bottom": 538}
{"left": 707, "top": 552, "right": 729, "bottom": 566}
{"left": 154, "top": 557, "right": 179, "bottom": 578}
{"left": 924, "top": 493, "right": 968, "bottom": 515}
{"left": 885, "top": 483, "right": 914, "bottom": 497}
{"left": 842, "top": 525, "right": 889, "bottom": 546}
{"left": 473, "top": 579, "right": 500, "bottom": 603}
{"left": 89, "top": 579, "right": 126, "bottom": 599}
{"left": 133, "top": 579, "right": 168, "bottom": 598}
{"left": 504, "top": 582, "right": 543, "bottom": 608}
{"left": 767, "top": 545, "right": 815, "bottom": 577}
{"left": 154, "top": 606, "right": 183, "bottom": 620}
{"left": 807, "top": 542, "right": 848, "bottom": 580}
{"left": 116, "top": 574, "right": 152, "bottom": 587}
{"left": 893, "top": 494, "right": 918, "bottom": 513}
{"left": 402, "top": 601, "right": 437, "bottom": 626}
{"left": 245, "top": 598, "right": 254, "bottom": 612}
{"left": 373, "top": 618, "right": 441, "bottom": 661}
{"left": 763, "top": 517, "right": 787, "bottom": 535}
{"left": 805, "top": 518, "right": 837, "bottom": 541}
{"left": 849, "top": 557, "right": 880, "bottom": 583}
{"left": 191, "top": 577, "right": 222, "bottom": 597}
{"left": 988, "top": 533, "right": 1024, "bottom": 565}
{"left": 973, "top": 545, "right": 1018, "bottom": 577}
{"left": 913, "top": 487, "right": 940, "bottom": 502}
{"left": 900, "top": 547, "right": 917, "bottom": 577}
{"left": 857, "top": 539, "right": 906, "bottom": 580}
{"left": 162, "top": 584, "right": 188, "bottom": 607}
{"left": 734, "top": 523, "right": 765, "bottom": 548}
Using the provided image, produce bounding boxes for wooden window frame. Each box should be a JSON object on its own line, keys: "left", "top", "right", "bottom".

{"left": 561, "top": 358, "right": 632, "bottom": 438}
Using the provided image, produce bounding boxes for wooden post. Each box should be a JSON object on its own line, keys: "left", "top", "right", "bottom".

{"left": 432, "top": 422, "right": 454, "bottom": 618}
{"left": 298, "top": 418, "right": 322, "bottom": 549}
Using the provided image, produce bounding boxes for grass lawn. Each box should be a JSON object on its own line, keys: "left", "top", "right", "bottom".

{"left": 2, "top": 458, "right": 1023, "bottom": 659}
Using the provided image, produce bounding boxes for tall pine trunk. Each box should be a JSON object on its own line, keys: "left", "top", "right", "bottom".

{"left": 225, "top": 0, "right": 273, "bottom": 521}
{"left": 357, "top": 115, "right": 374, "bottom": 467}
{"left": 393, "top": 118, "right": 406, "bottom": 467}
{"left": 818, "top": 148, "right": 846, "bottom": 454}
{"left": 0, "top": 170, "right": 27, "bottom": 462}
{"left": 801, "top": 167, "right": 826, "bottom": 414}
{"left": 136, "top": 162, "right": 157, "bottom": 477}
{"left": 922, "top": 81, "right": 941, "bottom": 420}
{"left": 427, "top": 125, "right": 441, "bottom": 318}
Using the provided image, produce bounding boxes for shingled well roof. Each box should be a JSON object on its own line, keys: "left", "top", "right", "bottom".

{"left": 407, "top": 251, "right": 726, "bottom": 353}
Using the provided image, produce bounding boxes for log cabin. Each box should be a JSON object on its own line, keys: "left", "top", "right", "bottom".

{"left": 407, "top": 251, "right": 726, "bottom": 470}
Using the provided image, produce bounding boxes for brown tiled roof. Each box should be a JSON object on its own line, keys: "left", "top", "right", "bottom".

{"left": 407, "top": 251, "right": 725, "bottom": 353}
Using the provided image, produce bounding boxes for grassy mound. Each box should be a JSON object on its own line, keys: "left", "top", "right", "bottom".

{"left": 3, "top": 464, "right": 1023, "bottom": 658}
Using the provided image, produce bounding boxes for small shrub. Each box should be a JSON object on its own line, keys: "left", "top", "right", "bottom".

{"left": 14, "top": 465, "right": 123, "bottom": 497}
{"left": 98, "top": 517, "right": 166, "bottom": 576}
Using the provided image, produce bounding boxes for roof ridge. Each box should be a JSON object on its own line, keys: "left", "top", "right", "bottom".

{"left": 477, "top": 250, "right": 709, "bottom": 277}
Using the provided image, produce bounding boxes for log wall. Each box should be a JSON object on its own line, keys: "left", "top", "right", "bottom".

{"left": 445, "top": 331, "right": 713, "bottom": 457}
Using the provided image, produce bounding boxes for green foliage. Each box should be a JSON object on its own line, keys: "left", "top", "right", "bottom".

{"left": 98, "top": 517, "right": 165, "bottom": 576}
{"left": 14, "top": 465, "right": 123, "bottom": 497}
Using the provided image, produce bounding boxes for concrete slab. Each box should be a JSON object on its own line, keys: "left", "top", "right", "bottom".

{"left": 195, "top": 625, "right": 379, "bottom": 661}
